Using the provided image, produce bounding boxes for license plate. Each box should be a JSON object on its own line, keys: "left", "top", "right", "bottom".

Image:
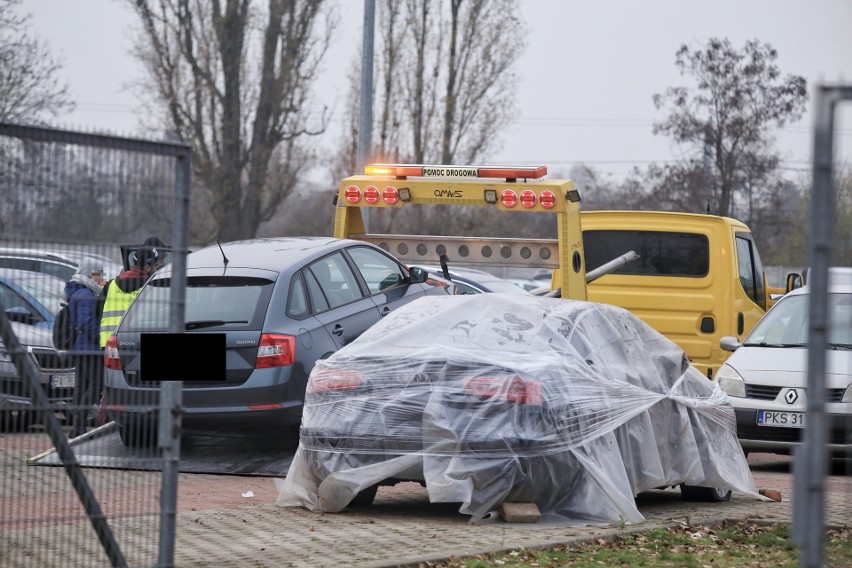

{"left": 757, "top": 410, "right": 805, "bottom": 428}
{"left": 50, "top": 374, "right": 76, "bottom": 388}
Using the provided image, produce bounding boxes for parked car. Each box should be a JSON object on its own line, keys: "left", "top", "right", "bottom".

{"left": 419, "top": 265, "right": 530, "bottom": 295}
{"left": 0, "top": 247, "right": 121, "bottom": 282}
{"left": 715, "top": 269, "right": 852, "bottom": 459}
{"left": 277, "top": 293, "right": 759, "bottom": 523}
{"left": 0, "top": 302, "right": 76, "bottom": 429}
{"left": 0, "top": 268, "right": 67, "bottom": 330}
{"left": 103, "top": 236, "right": 451, "bottom": 446}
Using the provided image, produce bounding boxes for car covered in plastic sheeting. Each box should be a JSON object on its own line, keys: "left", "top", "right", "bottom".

{"left": 276, "top": 293, "right": 762, "bottom": 524}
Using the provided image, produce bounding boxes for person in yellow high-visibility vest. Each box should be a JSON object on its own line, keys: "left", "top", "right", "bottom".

{"left": 99, "top": 236, "right": 166, "bottom": 347}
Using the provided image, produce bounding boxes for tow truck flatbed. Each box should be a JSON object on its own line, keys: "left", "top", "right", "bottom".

{"left": 28, "top": 422, "right": 297, "bottom": 476}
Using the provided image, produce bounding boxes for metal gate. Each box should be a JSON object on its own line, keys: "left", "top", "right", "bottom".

{"left": 0, "top": 123, "right": 191, "bottom": 567}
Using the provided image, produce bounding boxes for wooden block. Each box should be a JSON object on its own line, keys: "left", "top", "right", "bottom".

{"left": 499, "top": 502, "right": 541, "bottom": 523}
{"left": 759, "top": 489, "right": 782, "bottom": 502}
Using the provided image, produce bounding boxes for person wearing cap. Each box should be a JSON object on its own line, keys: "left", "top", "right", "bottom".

{"left": 65, "top": 257, "right": 107, "bottom": 438}
{"left": 99, "top": 236, "right": 166, "bottom": 348}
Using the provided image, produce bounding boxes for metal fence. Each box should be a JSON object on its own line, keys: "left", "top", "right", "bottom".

{"left": 0, "top": 123, "right": 191, "bottom": 567}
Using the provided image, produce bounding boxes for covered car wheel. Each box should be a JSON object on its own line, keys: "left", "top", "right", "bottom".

{"left": 680, "top": 484, "right": 732, "bottom": 502}
{"left": 348, "top": 484, "right": 379, "bottom": 508}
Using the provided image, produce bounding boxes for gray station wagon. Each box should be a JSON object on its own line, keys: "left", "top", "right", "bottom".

{"left": 103, "top": 236, "right": 447, "bottom": 445}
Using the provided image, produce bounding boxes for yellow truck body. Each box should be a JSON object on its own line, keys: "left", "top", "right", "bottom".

{"left": 580, "top": 210, "right": 770, "bottom": 379}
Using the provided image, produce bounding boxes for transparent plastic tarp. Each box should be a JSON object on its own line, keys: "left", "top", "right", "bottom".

{"left": 277, "top": 294, "right": 761, "bottom": 524}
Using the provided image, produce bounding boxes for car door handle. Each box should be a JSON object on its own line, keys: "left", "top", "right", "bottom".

{"left": 381, "top": 307, "right": 391, "bottom": 317}
{"left": 332, "top": 324, "right": 344, "bottom": 336}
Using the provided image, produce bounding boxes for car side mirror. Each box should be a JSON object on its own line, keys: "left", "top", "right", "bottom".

{"left": 785, "top": 273, "right": 803, "bottom": 293}
{"left": 5, "top": 307, "right": 37, "bottom": 325}
{"left": 408, "top": 266, "right": 428, "bottom": 284}
{"left": 720, "top": 336, "right": 741, "bottom": 352}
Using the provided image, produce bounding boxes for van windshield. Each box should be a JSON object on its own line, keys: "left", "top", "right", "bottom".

{"left": 583, "top": 230, "right": 709, "bottom": 277}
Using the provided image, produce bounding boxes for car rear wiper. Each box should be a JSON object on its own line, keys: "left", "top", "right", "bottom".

{"left": 185, "top": 320, "right": 248, "bottom": 330}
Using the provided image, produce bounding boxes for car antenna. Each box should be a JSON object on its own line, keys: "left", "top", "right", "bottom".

{"left": 217, "top": 240, "right": 229, "bottom": 267}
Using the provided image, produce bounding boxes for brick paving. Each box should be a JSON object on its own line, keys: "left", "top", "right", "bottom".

{"left": 1, "top": 433, "right": 850, "bottom": 567}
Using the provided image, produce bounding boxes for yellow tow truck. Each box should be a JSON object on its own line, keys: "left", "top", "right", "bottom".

{"left": 333, "top": 163, "right": 591, "bottom": 300}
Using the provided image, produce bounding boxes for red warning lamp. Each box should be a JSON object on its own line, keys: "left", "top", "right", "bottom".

{"left": 364, "top": 186, "right": 380, "bottom": 204}
{"left": 501, "top": 189, "right": 518, "bottom": 208}
{"left": 382, "top": 186, "right": 399, "bottom": 204}
{"left": 539, "top": 190, "right": 557, "bottom": 209}
{"left": 345, "top": 185, "right": 361, "bottom": 203}
{"left": 520, "top": 190, "right": 537, "bottom": 208}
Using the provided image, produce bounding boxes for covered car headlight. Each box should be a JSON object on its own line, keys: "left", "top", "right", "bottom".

{"left": 715, "top": 363, "right": 745, "bottom": 397}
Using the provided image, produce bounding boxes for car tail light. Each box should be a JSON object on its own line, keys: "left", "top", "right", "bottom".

{"left": 104, "top": 335, "right": 122, "bottom": 370}
{"left": 464, "top": 376, "right": 542, "bottom": 405}
{"left": 364, "top": 185, "right": 380, "bottom": 203}
{"left": 256, "top": 334, "right": 295, "bottom": 368}
{"left": 308, "top": 368, "right": 363, "bottom": 393}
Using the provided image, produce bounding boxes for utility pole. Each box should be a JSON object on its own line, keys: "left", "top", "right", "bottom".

{"left": 356, "top": 0, "right": 375, "bottom": 231}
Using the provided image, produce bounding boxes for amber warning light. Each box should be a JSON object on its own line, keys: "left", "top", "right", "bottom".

{"left": 364, "top": 164, "right": 547, "bottom": 180}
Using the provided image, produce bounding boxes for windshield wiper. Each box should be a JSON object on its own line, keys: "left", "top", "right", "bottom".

{"left": 742, "top": 342, "right": 806, "bottom": 348}
{"left": 185, "top": 320, "right": 248, "bottom": 330}
{"left": 828, "top": 343, "right": 852, "bottom": 350}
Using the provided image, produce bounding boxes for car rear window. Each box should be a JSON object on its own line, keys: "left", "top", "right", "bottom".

{"left": 583, "top": 230, "right": 709, "bottom": 277}
{"left": 120, "top": 276, "right": 274, "bottom": 331}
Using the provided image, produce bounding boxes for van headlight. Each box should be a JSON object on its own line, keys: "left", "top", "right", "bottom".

{"left": 715, "top": 363, "right": 746, "bottom": 398}
{"left": 843, "top": 386, "right": 852, "bottom": 403}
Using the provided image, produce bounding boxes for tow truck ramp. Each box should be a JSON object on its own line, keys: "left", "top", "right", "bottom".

{"left": 28, "top": 422, "right": 298, "bottom": 476}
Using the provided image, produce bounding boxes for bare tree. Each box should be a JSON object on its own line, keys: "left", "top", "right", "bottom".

{"left": 0, "top": 0, "right": 74, "bottom": 123}
{"left": 652, "top": 37, "right": 807, "bottom": 218}
{"left": 129, "top": 0, "right": 336, "bottom": 241}
{"left": 332, "top": 0, "right": 525, "bottom": 237}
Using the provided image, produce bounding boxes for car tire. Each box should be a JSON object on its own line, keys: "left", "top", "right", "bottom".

{"left": 118, "top": 423, "right": 158, "bottom": 447}
{"left": 348, "top": 484, "right": 379, "bottom": 508}
{"left": 680, "top": 484, "right": 732, "bottom": 502}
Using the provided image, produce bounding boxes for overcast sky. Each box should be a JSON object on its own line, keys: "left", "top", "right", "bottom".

{"left": 23, "top": 0, "right": 852, "bottom": 183}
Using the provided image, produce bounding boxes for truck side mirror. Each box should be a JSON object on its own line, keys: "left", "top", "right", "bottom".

{"left": 785, "top": 273, "right": 803, "bottom": 293}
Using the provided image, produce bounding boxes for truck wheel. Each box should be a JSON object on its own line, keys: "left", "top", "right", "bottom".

{"left": 680, "top": 484, "right": 732, "bottom": 502}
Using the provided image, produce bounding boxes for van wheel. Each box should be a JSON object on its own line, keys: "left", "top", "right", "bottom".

{"left": 348, "top": 484, "right": 379, "bottom": 507}
{"left": 118, "top": 423, "right": 158, "bottom": 447}
{"left": 680, "top": 484, "right": 732, "bottom": 502}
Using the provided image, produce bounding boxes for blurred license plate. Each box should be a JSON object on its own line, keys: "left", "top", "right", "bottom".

{"left": 50, "top": 374, "right": 76, "bottom": 388}
{"left": 757, "top": 410, "right": 805, "bottom": 428}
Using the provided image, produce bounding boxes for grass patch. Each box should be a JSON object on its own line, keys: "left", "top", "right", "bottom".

{"left": 419, "top": 520, "right": 852, "bottom": 567}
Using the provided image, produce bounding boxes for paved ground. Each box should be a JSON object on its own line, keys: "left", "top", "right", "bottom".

{"left": 1, "top": 432, "right": 850, "bottom": 567}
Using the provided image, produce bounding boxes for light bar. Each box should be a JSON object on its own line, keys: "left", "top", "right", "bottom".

{"left": 364, "top": 163, "right": 548, "bottom": 180}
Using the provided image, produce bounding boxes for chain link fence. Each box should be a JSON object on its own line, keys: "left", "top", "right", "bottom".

{"left": 0, "top": 123, "right": 190, "bottom": 567}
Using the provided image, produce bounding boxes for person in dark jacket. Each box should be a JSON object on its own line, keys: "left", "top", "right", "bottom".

{"left": 66, "top": 257, "right": 106, "bottom": 438}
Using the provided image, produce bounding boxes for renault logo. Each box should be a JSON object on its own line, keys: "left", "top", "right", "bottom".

{"left": 784, "top": 389, "right": 799, "bottom": 404}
